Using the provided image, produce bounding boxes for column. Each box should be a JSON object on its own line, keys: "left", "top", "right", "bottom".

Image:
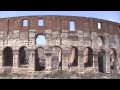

{"left": 106, "top": 50, "right": 111, "bottom": 73}
{"left": 0, "top": 51, "right": 3, "bottom": 73}
{"left": 62, "top": 47, "right": 70, "bottom": 70}
{"left": 117, "top": 51, "right": 120, "bottom": 73}
{"left": 29, "top": 49, "right": 35, "bottom": 72}
{"left": 93, "top": 50, "right": 99, "bottom": 73}
{"left": 78, "top": 50, "right": 84, "bottom": 73}
{"left": 12, "top": 49, "right": 19, "bottom": 73}
{"left": 104, "top": 34, "right": 110, "bottom": 73}
{"left": 62, "top": 53, "right": 69, "bottom": 70}
{"left": 44, "top": 49, "right": 52, "bottom": 71}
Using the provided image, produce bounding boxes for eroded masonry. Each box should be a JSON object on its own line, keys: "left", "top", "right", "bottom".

{"left": 0, "top": 15, "right": 120, "bottom": 75}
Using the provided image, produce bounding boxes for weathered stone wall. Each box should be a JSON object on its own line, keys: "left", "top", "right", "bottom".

{"left": 0, "top": 15, "right": 120, "bottom": 79}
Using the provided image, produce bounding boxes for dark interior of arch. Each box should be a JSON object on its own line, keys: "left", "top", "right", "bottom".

{"left": 3, "top": 47, "right": 13, "bottom": 66}
{"left": 98, "top": 50, "right": 104, "bottom": 73}
{"left": 35, "top": 48, "right": 45, "bottom": 71}
{"left": 51, "top": 47, "right": 62, "bottom": 70}
{"left": 19, "top": 47, "right": 28, "bottom": 66}
{"left": 72, "top": 47, "right": 78, "bottom": 66}
{"left": 84, "top": 48, "right": 93, "bottom": 67}
{"left": 110, "top": 56, "right": 114, "bottom": 70}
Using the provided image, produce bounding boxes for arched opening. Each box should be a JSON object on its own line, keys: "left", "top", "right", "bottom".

{"left": 35, "top": 35, "right": 46, "bottom": 45}
{"left": 97, "top": 36, "right": 104, "bottom": 46}
{"left": 68, "top": 46, "right": 78, "bottom": 67}
{"left": 19, "top": 46, "right": 29, "bottom": 67}
{"left": 51, "top": 47, "right": 62, "bottom": 70}
{"left": 35, "top": 47, "right": 45, "bottom": 71}
{"left": 98, "top": 49, "right": 105, "bottom": 73}
{"left": 83, "top": 47, "right": 93, "bottom": 67}
{"left": 109, "top": 48, "right": 117, "bottom": 71}
{"left": 3, "top": 47, "right": 13, "bottom": 66}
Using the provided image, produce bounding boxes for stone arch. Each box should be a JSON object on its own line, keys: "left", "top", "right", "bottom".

{"left": 68, "top": 46, "right": 78, "bottom": 67}
{"left": 35, "top": 47, "right": 45, "bottom": 71}
{"left": 3, "top": 47, "right": 13, "bottom": 66}
{"left": 51, "top": 46, "right": 62, "bottom": 70}
{"left": 19, "top": 46, "right": 29, "bottom": 67}
{"left": 83, "top": 47, "right": 93, "bottom": 67}
{"left": 97, "top": 36, "right": 104, "bottom": 47}
{"left": 98, "top": 49, "right": 106, "bottom": 73}
{"left": 35, "top": 34, "right": 46, "bottom": 45}
{"left": 109, "top": 48, "right": 117, "bottom": 71}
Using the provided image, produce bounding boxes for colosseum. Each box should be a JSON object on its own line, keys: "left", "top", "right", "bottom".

{"left": 0, "top": 15, "right": 120, "bottom": 79}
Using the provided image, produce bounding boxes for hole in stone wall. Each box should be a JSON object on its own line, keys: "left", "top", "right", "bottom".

{"left": 36, "top": 35, "right": 46, "bottom": 45}
{"left": 70, "top": 21, "right": 75, "bottom": 31}
{"left": 38, "top": 19, "right": 44, "bottom": 26}
{"left": 98, "top": 22, "right": 102, "bottom": 29}
{"left": 23, "top": 19, "right": 28, "bottom": 27}
{"left": 98, "top": 36, "right": 104, "bottom": 46}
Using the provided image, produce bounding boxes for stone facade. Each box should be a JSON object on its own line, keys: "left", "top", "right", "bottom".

{"left": 0, "top": 15, "right": 120, "bottom": 79}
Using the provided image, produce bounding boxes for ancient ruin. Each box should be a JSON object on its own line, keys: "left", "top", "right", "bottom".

{"left": 0, "top": 15, "right": 120, "bottom": 79}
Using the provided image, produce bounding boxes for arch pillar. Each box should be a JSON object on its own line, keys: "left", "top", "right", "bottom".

{"left": 12, "top": 49, "right": 19, "bottom": 73}
{"left": 0, "top": 51, "right": 3, "bottom": 73}
{"left": 44, "top": 48, "right": 52, "bottom": 71}
{"left": 28, "top": 49, "right": 35, "bottom": 72}
{"left": 51, "top": 46, "right": 62, "bottom": 69}
{"left": 106, "top": 50, "right": 111, "bottom": 73}
{"left": 78, "top": 47, "right": 84, "bottom": 73}
{"left": 92, "top": 50, "right": 99, "bottom": 73}
{"left": 61, "top": 46, "right": 70, "bottom": 70}
{"left": 103, "top": 34, "right": 110, "bottom": 73}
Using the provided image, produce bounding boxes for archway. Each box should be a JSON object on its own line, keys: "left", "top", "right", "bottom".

{"left": 35, "top": 47, "right": 45, "bottom": 71}
{"left": 98, "top": 49, "right": 105, "bottom": 73}
{"left": 35, "top": 34, "right": 46, "bottom": 45}
{"left": 51, "top": 46, "right": 62, "bottom": 70}
{"left": 83, "top": 47, "right": 93, "bottom": 67}
{"left": 68, "top": 46, "right": 78, "bottom": 67}
{"left": 97, "top": 36, "right": 104, "bottom": 47}
{"left": 19, "top": 46, "right": 28, "bottom": 66}
{"left": 109, "top": 48, "right": 117, "bottom": 72}
{"left": 3, "top": 47, "right": 13, "bottom": 66}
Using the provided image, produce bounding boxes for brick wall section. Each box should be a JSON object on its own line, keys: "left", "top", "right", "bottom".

{"left": 0, "top": 16, "right": 119, "bottom": 35}
{"left": 0, "top": 18, "right": 9, "bottom": 32}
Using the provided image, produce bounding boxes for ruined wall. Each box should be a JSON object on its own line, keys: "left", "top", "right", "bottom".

{"left": 0, "top": 15, "right": 120, "bottom": 76}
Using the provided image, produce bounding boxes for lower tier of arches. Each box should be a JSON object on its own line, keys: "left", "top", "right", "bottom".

{"left": 0, "top": 47, "right": 119, "bottom": 74}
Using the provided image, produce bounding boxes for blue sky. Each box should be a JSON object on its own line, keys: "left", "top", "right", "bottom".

{"left": 0, "top": 11, "right": 120, "bottom": 44}
{"left": 0, "top": 11, "right": 120, "bottom": 22}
